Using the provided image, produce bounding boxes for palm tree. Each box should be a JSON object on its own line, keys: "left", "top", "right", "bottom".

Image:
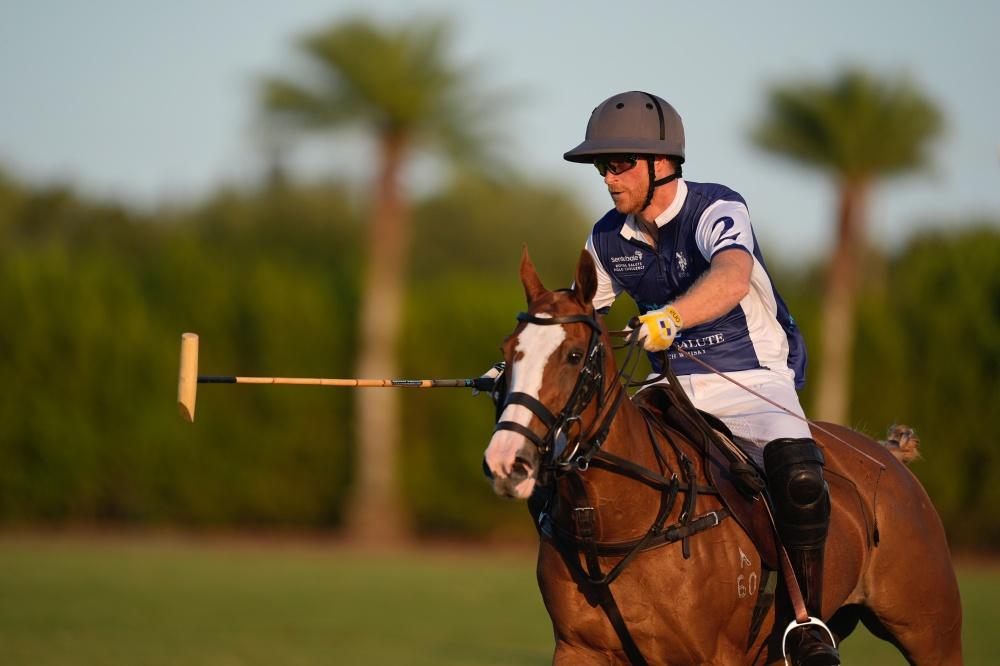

{"left": 260, "top": 17, "right": 499, "bottom": 542}
{"left": 751, "top": 68, "right": 942, "bottom": 425}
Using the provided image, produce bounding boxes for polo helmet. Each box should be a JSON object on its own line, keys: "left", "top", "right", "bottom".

{"left": 564, "top": 91, "right": 685, "bottom": 164}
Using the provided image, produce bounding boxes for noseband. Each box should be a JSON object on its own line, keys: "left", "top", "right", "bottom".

{"left": 493, "top": 309, "right": 625, "bottom": 474}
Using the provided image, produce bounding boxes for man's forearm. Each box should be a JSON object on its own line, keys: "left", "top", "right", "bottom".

{"left": 671, "top": 249, "right": 752, "bottom": 327}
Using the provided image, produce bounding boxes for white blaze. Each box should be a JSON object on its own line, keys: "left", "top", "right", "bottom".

{"left": 484, "top": 316, "right": 565, "bottom": 498}
{"left": 502, "top": 317, "right": 566, "bottom": 430}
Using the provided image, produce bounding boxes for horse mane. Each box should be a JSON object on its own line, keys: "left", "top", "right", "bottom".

{"left": 879, "top": 424, "right": 921, "bottom": 464}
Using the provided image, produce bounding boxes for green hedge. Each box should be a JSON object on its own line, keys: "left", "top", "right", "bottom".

{"left": 1, "top": 170, "right": 998, "bottom": 548}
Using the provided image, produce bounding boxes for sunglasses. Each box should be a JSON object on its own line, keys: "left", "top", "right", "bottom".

{"left": 594, "top": 154, "right": 639, "bottom": 177}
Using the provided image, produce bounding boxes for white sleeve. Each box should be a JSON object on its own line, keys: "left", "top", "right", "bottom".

{"left": 694, "top": 200, "right": 755, "bottom": 261}
{"left": 584, "top": 234, "right": 622, "bottom": 311}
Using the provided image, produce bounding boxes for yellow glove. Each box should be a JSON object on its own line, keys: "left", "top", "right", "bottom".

{"left": 637, "top": 305, "right": 683, "bottom": 352}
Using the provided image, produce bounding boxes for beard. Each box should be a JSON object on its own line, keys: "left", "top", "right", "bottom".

{"left": 609, "top": 187, "right": 646, "bottom": 215}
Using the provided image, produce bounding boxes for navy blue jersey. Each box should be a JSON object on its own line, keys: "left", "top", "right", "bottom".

{"left": 585, "top": 179, "right": 807, "bottom": 388}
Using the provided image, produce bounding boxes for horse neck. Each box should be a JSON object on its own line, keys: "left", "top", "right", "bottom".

{"left": 552, "top": 351, "right": 692, "bottom": 539}
{"left": 592, "top": 334, "right": 677, "bottom": 471}
{"left": 603, "top": 391, "right": 662, "bottom": 464}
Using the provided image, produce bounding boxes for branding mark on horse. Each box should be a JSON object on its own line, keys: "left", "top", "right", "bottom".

{"left": 737, "top": 548, "right": 757, "bottom": 599}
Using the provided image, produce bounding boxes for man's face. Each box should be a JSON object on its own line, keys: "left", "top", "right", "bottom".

{"left": 600, "top": 155, "right": 651, "bottom": 215}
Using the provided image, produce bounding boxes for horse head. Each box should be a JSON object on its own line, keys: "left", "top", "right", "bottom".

{"left": 483, "top": 247, "right": 614, "bottom": 499}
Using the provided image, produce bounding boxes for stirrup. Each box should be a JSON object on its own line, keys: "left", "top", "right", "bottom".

{"left": 781, "top": 616, "right": 837, "bottom": 664}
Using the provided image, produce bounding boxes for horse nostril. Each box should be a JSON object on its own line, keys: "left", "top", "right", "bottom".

{"left": 511, "top": 456, "right": 534, "bottom": 480}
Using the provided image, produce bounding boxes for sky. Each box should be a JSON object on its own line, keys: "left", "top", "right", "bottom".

{"left": 1, "top": 0, "right": 998, "bottom": 260}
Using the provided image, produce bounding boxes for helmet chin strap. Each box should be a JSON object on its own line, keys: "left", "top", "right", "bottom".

{"left": 641, "top": 157, "right": 682, "bottom": 211}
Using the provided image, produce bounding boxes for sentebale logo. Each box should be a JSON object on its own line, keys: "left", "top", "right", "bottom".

{"left": 610, "top": 249, "right": 645, "bottom": 273}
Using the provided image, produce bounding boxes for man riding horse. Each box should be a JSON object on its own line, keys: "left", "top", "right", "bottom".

{"left": 555, "top": 91, "right": 838, "bottom": 666}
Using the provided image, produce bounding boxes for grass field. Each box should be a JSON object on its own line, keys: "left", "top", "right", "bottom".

{"left": 0, "top": 533, "right": 992, "bottom": 665}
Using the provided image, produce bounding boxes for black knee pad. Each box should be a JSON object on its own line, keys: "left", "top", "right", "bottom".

{"left": 764, "top": 438, "right": 831, "bottom": 549}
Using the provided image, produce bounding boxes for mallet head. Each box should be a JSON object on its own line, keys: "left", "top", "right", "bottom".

{"left": 178, "top": 332, "right": 199, "bottom": 422}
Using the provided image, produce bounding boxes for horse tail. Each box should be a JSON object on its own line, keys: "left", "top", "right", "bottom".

{"left": 879, "top": 424, "right": 921, "bottom": 464}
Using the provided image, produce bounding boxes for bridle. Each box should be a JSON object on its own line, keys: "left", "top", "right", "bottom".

{"left": 492, "top": 305, "right": 628, "bottom": 475}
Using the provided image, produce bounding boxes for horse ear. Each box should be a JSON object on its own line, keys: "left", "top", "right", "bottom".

{"left": 573, "top": 250, "right": 598, "bottom": 306}
{"left": 520, "top": 245, "right": 547, "bottom": 303}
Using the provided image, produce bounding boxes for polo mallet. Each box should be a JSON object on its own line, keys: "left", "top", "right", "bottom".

{"left": 177, "top": 332, "right": 496, "bottom": 422}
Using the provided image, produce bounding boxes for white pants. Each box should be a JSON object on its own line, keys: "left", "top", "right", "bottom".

{"left": 644, "top": 368, "right": 811, "bottom": 446}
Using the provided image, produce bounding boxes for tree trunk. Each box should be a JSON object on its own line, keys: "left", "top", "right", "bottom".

{"left": 344, "top": 133, "right": 411, "bottom": 543}
{"left": 814, "top": 178, "right": 870, "bottom": 425}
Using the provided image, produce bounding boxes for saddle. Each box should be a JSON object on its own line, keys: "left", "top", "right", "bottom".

{"left": 632, "top": 386, "right": 778, "bottom": 570}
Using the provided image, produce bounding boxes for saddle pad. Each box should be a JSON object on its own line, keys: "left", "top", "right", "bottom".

{"left": 716, "top": 429, "right": 765, "bottom": 473}
{"left": 704, "top": 434, "right": 778, "bottom": 569}
{"left": 689, "top": 408, "right": 766, "bottom": 474}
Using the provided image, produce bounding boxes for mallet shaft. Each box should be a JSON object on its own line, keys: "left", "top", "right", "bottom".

{"left": 197, "top": 376, "right": 492, "bottom": 389}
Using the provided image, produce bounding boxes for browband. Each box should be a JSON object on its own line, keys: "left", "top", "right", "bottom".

{"left": 517, "top": 312, "right": 602, "bottom": 332}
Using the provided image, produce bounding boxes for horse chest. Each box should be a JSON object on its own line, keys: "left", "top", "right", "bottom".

{"left": 537, "top": 525, "right": 769, "bottom": 664}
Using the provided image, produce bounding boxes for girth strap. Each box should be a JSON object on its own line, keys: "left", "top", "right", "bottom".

{"left": 748, "top": 568, "right": 778, "bottom": 650}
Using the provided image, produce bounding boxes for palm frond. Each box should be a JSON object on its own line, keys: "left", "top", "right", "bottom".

{"left": 258, "top": 15, "right": 511, "bottom": 175}
{"left": 260, "top": 78, "right": 360, "bottom": 129}
{"left": 751, "top": 68, "right": 943, "bottom": 180}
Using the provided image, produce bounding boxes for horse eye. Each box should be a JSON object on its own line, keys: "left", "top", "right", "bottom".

{"left": 567, "top": 351, "right": 584, "bottom": 365}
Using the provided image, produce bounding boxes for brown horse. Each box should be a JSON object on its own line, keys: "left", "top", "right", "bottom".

{"left": 483, "top": 248, "right": 962, "bottom": 665}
